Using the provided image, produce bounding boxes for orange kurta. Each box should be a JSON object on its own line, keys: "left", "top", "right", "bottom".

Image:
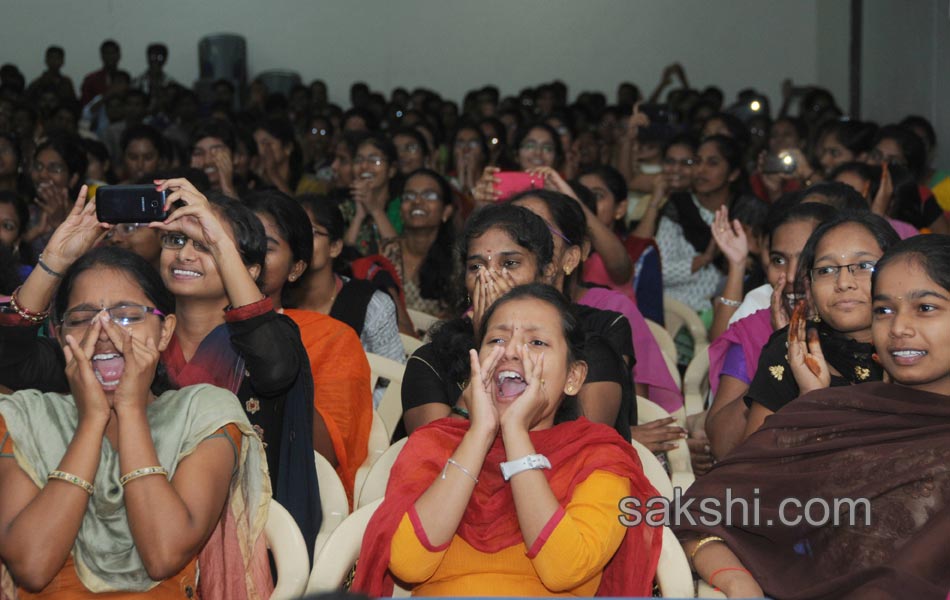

{"left": 284, "top": 309, "right": 372, "bottom": 503}
{"left": 0, "top": 417, "right": 242, "bottom": 599}
{"left": 389, "top": 470, "right": 632, "bottom": 596}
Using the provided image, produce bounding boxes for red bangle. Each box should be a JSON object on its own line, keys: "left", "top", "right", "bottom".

{"left": 9, "top": 287, "right": 50, "bottom": 323}
{"left": 709, "top": 566, "right": 752, "bottom": 589}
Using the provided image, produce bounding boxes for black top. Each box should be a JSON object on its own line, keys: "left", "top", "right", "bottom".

{"left": 895, "top": 192, "right": 943, "bottom": 230}
{"left": 400, "top": 304, "right": 636, "bottom": 440}
{"left": 745, "top": 325, "right": 882, "bottom": 413}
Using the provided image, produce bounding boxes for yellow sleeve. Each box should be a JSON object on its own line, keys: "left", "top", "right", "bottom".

{"left": 527, "top": 470, "right": 631, "bottom": 592}
{"left": 388, "top": 507, "right": 450, "bottom": 583}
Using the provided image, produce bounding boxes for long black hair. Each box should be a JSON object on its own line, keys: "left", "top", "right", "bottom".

{"left": 401, "top": 168, "right": 455, "bottom": 302}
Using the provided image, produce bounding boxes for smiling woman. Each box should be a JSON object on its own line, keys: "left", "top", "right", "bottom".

{"left": 353, "top": 283, "right": 662, "bottom": 597}
{"left": 741, "top": 211, "right": 900, "bottom": 439}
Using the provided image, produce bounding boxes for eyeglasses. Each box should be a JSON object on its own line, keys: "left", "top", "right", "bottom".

{"left": 520, "top": 141, "right": 556, "bottom": 154}
{"left": 31, "top": 161, "right": 66, "bottom": 176}
{"left": 663, "top": 157, "right": 696, "bottom": 168}
{"left": 104, "top": 223, "right": 147, "bottom": 238}
{"left": 161, "top": 232, "right": 210, "bottom": 253}
{"left": 312, "top": 227, "right": 330, "bottom": 238}
{"left": 396, "top": 143, "right": 421, "bottom": 155}
{"left": 61, "top": 304, "right": 165, "bottom": 329}
{"left": 402, "top": 190, "right": 441, "bottom": 203}
{"left": 810, "top": 261, "right": 876, "bottom": 281}
{"left": 353, "top": 155, "right": 385, "bottom": 167}
{"left": 1, "top": 220, "right": 17, "bottom": 232}
{"left": 867, "top": 148, "right": 906, "bottom": 167}
{"left": 309, "top": 128, "right": 329, "bottom": 137}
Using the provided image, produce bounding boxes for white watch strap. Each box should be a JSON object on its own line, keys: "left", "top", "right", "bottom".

{"left": 500, "top": 454, "right": 551, "bottom": 481}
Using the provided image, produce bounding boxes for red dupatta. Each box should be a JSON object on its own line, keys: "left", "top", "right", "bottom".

{"left": 351, "top": 417, "right": 662, "bottom": 596}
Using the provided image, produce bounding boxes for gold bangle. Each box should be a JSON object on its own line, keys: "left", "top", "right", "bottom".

{"left": 48, "top": 470, "right": 94, "bottom": 495}
{"left": 119, "top": 466, "right": 169, "bottom": 486}
{"left": 689, "top": 535, "right": 725, "bottom": 563}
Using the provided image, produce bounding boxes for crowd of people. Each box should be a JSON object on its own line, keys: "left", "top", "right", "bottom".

{"left": 0, "top": 39, "right": 948, "bottom": 599}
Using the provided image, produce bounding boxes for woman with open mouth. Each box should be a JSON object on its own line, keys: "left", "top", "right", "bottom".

{"left": 680, "top": 234, "right": 950, "bottom": 599}
{"left": 0, "top": 192, "right": 270, "bottom": 596}
{"left": 353, "top": 283, "right": 662, "bottom": 597}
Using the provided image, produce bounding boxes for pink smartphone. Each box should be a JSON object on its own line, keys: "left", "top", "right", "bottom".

{"left": 493, "top": 171, "right": 545, "bottom": 201}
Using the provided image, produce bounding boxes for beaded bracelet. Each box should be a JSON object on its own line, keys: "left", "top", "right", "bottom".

{"left": 48, "top": 470, "right": 94, "bottom": 495}
{"left": 119, "top": 465, "right": 169, "bottom": 486}
{"left": 9, "top": 287, "right": 50, "bottom": 323}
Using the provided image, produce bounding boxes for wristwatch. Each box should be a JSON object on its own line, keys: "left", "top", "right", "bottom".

{"left": 500, "top": 454, "right": 551, "bottom": 481}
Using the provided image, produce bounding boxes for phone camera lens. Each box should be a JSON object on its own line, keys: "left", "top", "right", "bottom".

{"left": 150, "top": 199, "right": 160, "bottom": 207}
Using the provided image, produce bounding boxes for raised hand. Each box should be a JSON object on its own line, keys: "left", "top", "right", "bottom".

{"left": 150, "top": 178, "right": 232, "bottom": 251}
{"left": 62, "top": 314, "right": 112, "bottom": 425}
{"left": 870, "top": 162, "right": 892, "bottom": 216}
{"left": 787, "top": 301, "right": 830, "bottom": 394}
{"left": 711, "top": 205, "right": 748, "bottom": 267}
{"left": 472, "top": 166, "right": 501, "bottom": 205}
{"left": 42, "top": 185, "right": 110, "bottom": 269}
{"left": 463, "top": 346, "right": 503, "bottom": 438}
{"left": 498, "top": 344, "right": 547, "bottom": 433}
{"left": 210, "top": 146, "right": 236, "bottom": 196}
{"left": 624, "top": 102, "right": 650, "bottom": 143}
{"left": 525, "top": 165, "right": 575, "bottom": 198}
{"left": 99, "top": 316, "right": 161, "bottom": 412}
{"left": 769, "top": 274, "right": 791, "bottom": 330}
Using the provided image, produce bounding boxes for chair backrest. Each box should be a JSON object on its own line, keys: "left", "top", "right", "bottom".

{"left": 400, "top": 332, "right": 424, "bottom": 357}
{"left": 682, "top": 344, "right": 711, "bottom": 417}
{"left": 630, "top": 440, "right": 695, "bottom": 598}
{"left": 313, "top": 451, "right": 351, "bottom": 557}
{"left": 264, "top": 498, "right": 310, "bottom": 600}
{"left": 407, "top": 308, "right": 441, "bottom": 337}
{"left": 306, "top": 498, "right": 384, "bottom": 594}
{"left": 636, "top": 396, "right": 695, "bottom": 491}
{"left": 646, "top": 319, "right": 683, "bottom": 391}
{"left": 657, "top": 526, "right": 697, "bottom": 597}
{"left": 366, "top": 352, "right": 406, "bottom": 438}
{"left": 353, "top": 410, "right": 391, "bottom": 502}
{"left": 355, "top": 437, "right": 408, "bottom": 509}
{"left": 663, "top": 295, "right": 709, "bottom": 349}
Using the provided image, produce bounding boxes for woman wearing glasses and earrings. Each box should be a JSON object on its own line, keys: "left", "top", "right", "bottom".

{"left": 104, "top": 222, "right": 162, "bottom": 269}
{"left": 741, "top": 212, "right": 900, "bottom": 439}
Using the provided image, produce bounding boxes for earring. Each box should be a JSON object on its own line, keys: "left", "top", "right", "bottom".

{"left": 811, "top": 314, "right": 822, "bottom": 323}
{"left": 564, "top": 265, "right": 572, "bottom": 276}
{"left": 566, "top": 385, "right": 575, "bottom": 394}
{"left": 465, "top": 295, "right": 471, "bottom": 305}
{"left": 288, "top": 275, "right": 297, "bottom": 282}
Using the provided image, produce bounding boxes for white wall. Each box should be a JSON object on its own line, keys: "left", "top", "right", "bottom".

{"left": 861, "top": 0, "right": 950, "bottom": 168}
{"left": 3, "top": 0, "right": 820, "bottom": 107}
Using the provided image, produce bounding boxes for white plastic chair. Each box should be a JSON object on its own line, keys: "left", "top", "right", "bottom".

{"left": 265, "top": 498, "right": 310, "bottom": 600}
{"left": 399, "top": 332, "right": 424, "bottom": 357}
{"left": 637, "top": 396, "right": 695, "bottom": 491}
{"left": 407, "top": 308, "right": 441, "bottom": 337}
{"left": 354, "top": 437, "right": 408, "bottom": 509}
{"left": 663, "top": 295, "right": 709, "bottom": 352}
{"left": 631, "top": 439, "right": 696, "bottom": 598}
{"left": 683, "top": 344, "right": 711, "bottom": 417}
{"left": 647, "top": 319, "right": 683, "bottom": 391}
{"left": 352, "top": 410, "right": 390, "bottom": 502}
{"left": 366, "top": 352, "right": 406, "bottom": 439}
{"left": 313, "top": 451, "right": 351, "bottom": 557}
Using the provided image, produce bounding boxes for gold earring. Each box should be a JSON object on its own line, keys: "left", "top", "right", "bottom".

{"left": 566, "top": 385, "right": 575, "bottom": 394}
{"left": 564, "top": 265, "right": 572, "bottom": 276}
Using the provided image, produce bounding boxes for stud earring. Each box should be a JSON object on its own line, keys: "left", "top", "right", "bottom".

{"left": 566, "top": 385, "right": 575, "bottom": 394}
{"left": 564, "top": 265, "right": 572, "bottom": 276}
{"left": 811, "top": 314, "right": 822, "bottom": 323}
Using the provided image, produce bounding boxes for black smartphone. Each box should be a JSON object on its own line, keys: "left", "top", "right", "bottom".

{"left": 96, "top": 185, "right": 167, "bottom": 224}
{"left": 638, "top": 103, "right": 671, "bottom": 125}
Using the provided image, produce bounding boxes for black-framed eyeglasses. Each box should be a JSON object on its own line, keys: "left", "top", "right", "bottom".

{"left": 61, "top": 304, "right": 165, "bottom": 329}
{"left": 810, "top": 261, "right": 876, "bottom": 281}
{"left": 161, "top": 232, "right": 210, "bottom": 253}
